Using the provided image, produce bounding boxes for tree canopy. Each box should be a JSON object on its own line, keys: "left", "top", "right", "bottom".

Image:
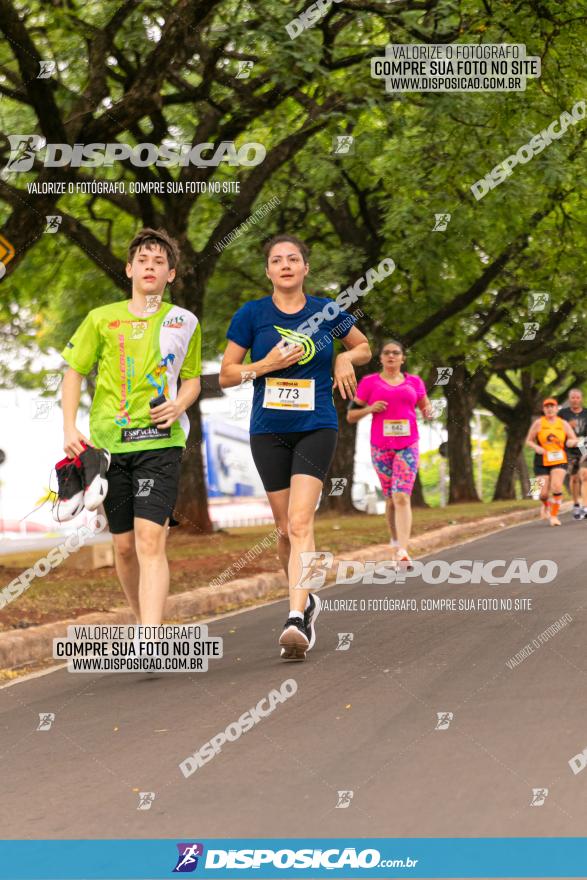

{"left": 2, "top": 0, "right": 586, "bottom": 519}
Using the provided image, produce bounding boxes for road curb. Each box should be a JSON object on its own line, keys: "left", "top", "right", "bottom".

{"left": 0, "top": 505, "right": 550, "bottom": 669}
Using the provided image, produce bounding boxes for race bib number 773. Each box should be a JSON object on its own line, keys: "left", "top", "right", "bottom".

{"left": 263, "top": 378, "right": 315, "bottom": 410}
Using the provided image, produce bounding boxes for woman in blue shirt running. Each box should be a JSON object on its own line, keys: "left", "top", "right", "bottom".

{"left": 220, "top": 234, "right": 371, "bottom": 661}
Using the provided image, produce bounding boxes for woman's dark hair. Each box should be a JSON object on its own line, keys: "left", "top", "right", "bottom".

{"left": 263, "top": 234, "right": 310, "bottom": 265}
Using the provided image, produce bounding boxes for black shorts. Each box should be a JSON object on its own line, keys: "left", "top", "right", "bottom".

{"left": 102, "top": 446, "right": 183, "bottom": 534}
{"left": 250, "top": 428, "right": 338, "bottom": 493}
{"left": 567, "top": 448, "right": 582, "bottom": 476}
{"left": 533, "top": 454, "right": 566, "bottom": 477}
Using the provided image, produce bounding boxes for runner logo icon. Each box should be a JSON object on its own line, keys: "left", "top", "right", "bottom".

{"left": 37, "top": 712, "right": 55, "bottom": 731}
{"left": 45, "top": 215, "right": 62, "bottom": 233}
{"left": 296, "top": 551, "right": 334, "bottom": 590}
{"left": 38, "top": 60, "right": 56, "bottom": 78}
{"left": 336, "top": 633, "right": 354, "bottom": 651}
{"left": 332, "top": 135, "right": 355, "bottom": 155}
{"left": 528, "top": 292, "right": 549, "bottom": 311}
{"left": 236, "top": 60, "right": 254, "bottom": 79}
{"left": 137, "top": 792, "right": 155, "bottom": 810}
{"left": 434, "top": 366, "right": 453, "bottom": 385}
{"left": 136, "top": 479, "right": 154, "bottom": 497}
{"left": 173, "top": 843, "right": 204, "bottom": 872}
{"left": 336, "top": 790, "right": 354, "bottom": 808}
{"left": 435, "top": 712, "right": 453, "bottom": 730}
{"left": 530, "top": 788, "right": 548, "bottom": 806}
{"left": 432, "top": 213, "right": 451, "bottom": 231}
{"left": 5, "top": 134, "right": 43, "bottom": 171}
{"left": 329, "top": 477, "right": 347, "bottom": 495}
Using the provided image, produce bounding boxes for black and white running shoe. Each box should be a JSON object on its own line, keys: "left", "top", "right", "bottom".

{"left": 279, "top": 616, "right": 310, "bottom": 661}
{"left": 53, "top": 456, "right": 84, "bottom": 522}
{"left": 573, "top": 504, "right": 582, "bottom": 520}
{"left": 303, "top": 592, "right": 321, "bottom": 651}
{"left": 79, "top": 445, "right": 111, "bottom": 511}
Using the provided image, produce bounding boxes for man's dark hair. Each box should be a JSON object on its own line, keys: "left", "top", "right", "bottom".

{"left": 128, "top": 227, "right": 180, "bottom": 270}
{"left": 263, "top": 234, "right": 309, "bottom": 265}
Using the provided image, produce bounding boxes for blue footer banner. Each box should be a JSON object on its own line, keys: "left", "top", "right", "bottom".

{"left": 0, "top": 838, "right": 585, "bottom": 879}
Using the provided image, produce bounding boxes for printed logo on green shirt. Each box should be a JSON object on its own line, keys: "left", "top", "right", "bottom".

{"left": 146, "top": 353, "right": 176, "bottom": 398}
{"left": 163, "top": 314, "right": 185, "bottom": 329}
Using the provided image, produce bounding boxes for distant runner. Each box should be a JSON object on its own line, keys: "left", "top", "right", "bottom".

{"left": 347, "top": 340, "right": 432, "bottom": 568}
{"left": 558, "top": 389, "right": 587, "bottom": 519}
{"left": 220, "top": 234, "right": 370, "bottom": 660}
{"left": 526, "top": 398, "right": 579, "bottom": 526}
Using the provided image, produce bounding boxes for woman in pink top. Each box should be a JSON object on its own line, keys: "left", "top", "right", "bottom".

{"left": 347, "top": 340, "right": 432, "bottom": 567}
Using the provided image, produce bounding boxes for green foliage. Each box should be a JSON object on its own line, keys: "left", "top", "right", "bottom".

{"left": 2, "top": 0, "right": 587, "bottom": 498}
{"left": 421, "top": 437, "right": 508, "bottom": 506}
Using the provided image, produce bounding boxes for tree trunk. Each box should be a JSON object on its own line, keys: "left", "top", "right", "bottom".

{"left": 411, "top": 470, "right": 429, "bottom": 507}
{"left": 445, "top": 364, "right": 481, "bottom": 503}
{"left": 480, "top": 369, "right": 542, "bottom": 502}
{"left": 174, "top": 401, "right": 213, "bottom": 534}
{"left": 515, "top": 452, "right": 530, "bottom": 498}
{"left": 318, "top": 392, "right": 359, "bottom": 514}
{"left": 492, "top": 416, "right": 530, "bottom": 500}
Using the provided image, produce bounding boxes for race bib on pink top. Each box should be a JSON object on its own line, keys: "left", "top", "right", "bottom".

{"left": 354, "top": 372, "right": 426, "bottom": 450}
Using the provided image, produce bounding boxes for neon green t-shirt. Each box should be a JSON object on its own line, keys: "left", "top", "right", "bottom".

{"left": 61, "top": 300, "right": 202, "bottom": 453}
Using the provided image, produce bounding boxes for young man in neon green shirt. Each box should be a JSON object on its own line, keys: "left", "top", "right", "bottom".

{"left": 60, "top": 228, "right": 202, "bottom": 626}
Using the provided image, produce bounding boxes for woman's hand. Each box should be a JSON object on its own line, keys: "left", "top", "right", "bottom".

{"left": 369, "top": 401, "right": 388, "bottom": 413}
{"left": 262, "top": 340, "right": 304, "bottom": 372}
{"left": 333, "top": 352, "right": 357, "bottom": 400}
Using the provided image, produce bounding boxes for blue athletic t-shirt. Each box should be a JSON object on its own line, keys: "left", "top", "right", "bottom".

{"left": 226, "top": 295, "right": 356, "bottom": 434}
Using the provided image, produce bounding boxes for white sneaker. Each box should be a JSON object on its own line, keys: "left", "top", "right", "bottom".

{"left": 79, "top": 445, "right": 111, "bottom": 511}
{"left": 396, "top": 548, "right": 414, "bottom": 571}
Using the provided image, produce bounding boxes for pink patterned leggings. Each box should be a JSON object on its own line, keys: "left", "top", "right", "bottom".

{"left": 371, "top": 442, "right": 420, "bottom": 497}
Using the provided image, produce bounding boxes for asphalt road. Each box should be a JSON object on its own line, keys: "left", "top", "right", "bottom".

{"left": 2, "top": 513, "right": 587, "bottom": 841}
